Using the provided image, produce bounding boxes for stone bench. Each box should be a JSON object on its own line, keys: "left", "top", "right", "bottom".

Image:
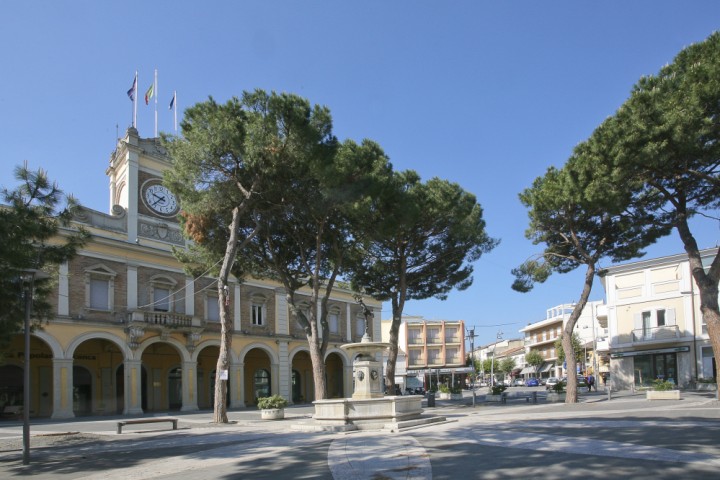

{"left": 117, "top": 417, "right": 178, "bottom": 434}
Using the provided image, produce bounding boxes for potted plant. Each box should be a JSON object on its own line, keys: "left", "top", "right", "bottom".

{"left": 546, "top": 380, "right": 566, "bottom": 403}
{"left": 485, "top": 384, "right": 507, "bottom": 402}
{"left": 257, "top": 394, "right": 289, "bottom": 420}
{"left": 438, "top": 384, "right": 452, "bottom": 400}
{"left": 646, "top": 379, "right": 680, "bottom": 400}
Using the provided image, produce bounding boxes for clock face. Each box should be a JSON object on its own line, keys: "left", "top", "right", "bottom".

{"left": 143, "top": 184, "right": 178, "bottom": 216}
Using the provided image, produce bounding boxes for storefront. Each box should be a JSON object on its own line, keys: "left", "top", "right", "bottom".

{"left": 611, "top": 346, "right": 689, "bottom": 388}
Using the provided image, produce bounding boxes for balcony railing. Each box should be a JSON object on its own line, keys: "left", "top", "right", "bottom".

{"left": 127, "top": 310, "right": 193, "bottom": 328}
{"left": 632, "top": 325, "right": 680, "bottom": 343}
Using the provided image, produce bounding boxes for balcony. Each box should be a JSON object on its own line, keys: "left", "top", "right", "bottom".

{"left": 126, "top": 310, "right": 196, "bottom": 332}
{"left": 632, "top": 325, "right": 680, "bottom": 343}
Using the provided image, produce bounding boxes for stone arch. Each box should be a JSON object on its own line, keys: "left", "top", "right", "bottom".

{"left": 32, "top": 330, "right": 64, "bottom": 359}
{"left": 191, "top": 339, "right": 237, "bottom": 364}
{"left": 238, "top": 342, "right": 279, "bottom": 364}
{"left": 66, "top": 331, "right": 131, "bottom": 361}
{"left": 135, "top": 336, "right": 191, "bottom": 362}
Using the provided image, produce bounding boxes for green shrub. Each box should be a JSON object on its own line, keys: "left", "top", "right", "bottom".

{"left": 491, "top": 384, "right": 507, "bottom": 395}
{"left": 551, "top": 382, "right": 565, "bottom": 393}
{"left": 439, "top": 384, "right": 451, "bottom": 393}
{"left": 652, "top": 379, "right": 674, "bottom": 391}
{"left": 257, "top": 394, "right": 289, "bottom": 409}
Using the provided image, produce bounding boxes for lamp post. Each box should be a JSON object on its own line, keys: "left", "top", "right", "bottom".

{"left": 20, "top": 268, "right": 48, "bottom": 466}
{"left": 490, "top": 331, "right": 503, "bottom": 389}
{"left": 466, "top": 328, "right": 477, "bottom": 407}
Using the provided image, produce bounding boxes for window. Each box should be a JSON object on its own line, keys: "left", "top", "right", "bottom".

{"left": 148, "top": 275, "right": 177, "bottom": 313}
{"left": 252, "top": 304, "right": 264, "bottom": 325}
{"left": 206, "top": 296, "right": 219, "bottom": 322}
{"left": 254, "top": 369, "right": 270, "bottom": 400}
{"left": 89, "top": 278, "right": 109, "bottom": 310}
{"left": 657, "top": 309, "right": 666, "bottom": 327}
{"left": 84, "top": 264, "right": 116, "bottom": 312}
{"left": 328, "top": 312, "right": 339, "bottom": 334}
{"left": 250, "top": 293, "right": 267, "bottom": 326}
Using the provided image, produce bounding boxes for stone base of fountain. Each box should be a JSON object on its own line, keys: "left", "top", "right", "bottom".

{"left": 291, "top": 395, "right": 447, "bottom": 432}
{"left": 292, "top": 335, "right": 446, "bottom": 432}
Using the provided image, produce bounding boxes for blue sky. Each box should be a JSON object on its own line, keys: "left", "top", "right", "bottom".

{"left": 2, "top": 1, "right": 718, "bottom": 346}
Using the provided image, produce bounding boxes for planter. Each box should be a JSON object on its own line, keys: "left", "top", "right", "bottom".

{"left": 438, "top": 392, "right": 463, "bottom": 400}
{"left": 485, "top": 394, "right": 504, "bottom": 403}
{"left": 646, "top": 390, "right": 680, "bottom": 400}
{"left": 260, "top": 408, "right": 285, "bottom": 420}
{"left": 546, "top": 392, "right": 566, "bottom": 403}
{"left": 696, "top": 383, "right": 717, "bottom": 391}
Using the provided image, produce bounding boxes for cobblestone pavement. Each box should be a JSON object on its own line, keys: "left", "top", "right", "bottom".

{"left": 1, "top": 390, "right": 719, "bottom": 479}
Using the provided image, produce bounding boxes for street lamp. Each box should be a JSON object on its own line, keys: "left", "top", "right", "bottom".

{"left": 20, "top": 268, "right": 48, "bottom": 466}
{"left": 466, "top": 328, "right": 477, "bottom": 407}
{"left": 490, "top": 331, "right": 503, "bottom": 389}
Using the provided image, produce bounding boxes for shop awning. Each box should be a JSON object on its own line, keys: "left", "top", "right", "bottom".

{"left": 539, "top": 363, "right": 555, "bottom": 373}
{"left": 519, "top": 366, "right": 535, "bottom": 375}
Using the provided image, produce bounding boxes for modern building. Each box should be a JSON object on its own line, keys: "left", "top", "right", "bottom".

{"left": 519, "top": 301, "right": 605, "bottom": 380}
{"left": 381, "top": 316, "right": 467, "bottom": 393}
{"left": 600, "top": 247, "right": 717, "bottom": 390}
{"left": 0, "top": 128, "right": 382, "bottom": 419}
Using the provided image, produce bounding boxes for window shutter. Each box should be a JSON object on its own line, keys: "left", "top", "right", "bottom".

{"left": 665, "top": 308, "right": 676, "bottom": 326}
{"left": 633, "top": 313, "right": 643, "bottom": 331}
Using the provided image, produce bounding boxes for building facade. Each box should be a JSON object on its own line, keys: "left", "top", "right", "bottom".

{"left": 519, "top": 301, "right": 606, "bottom": 380}
{"left": 0, "top": 128, "right": 382, "bottom": 419}
{"left": 381, "top": 316, "right": 467, "bottom": 392}
{"left": 601, "top": 248, "right": 717, "bottom": 390}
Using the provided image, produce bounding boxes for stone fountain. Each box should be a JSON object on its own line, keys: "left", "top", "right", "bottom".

{"left": 304, "top": 332, "right": 446, "bottom": 432}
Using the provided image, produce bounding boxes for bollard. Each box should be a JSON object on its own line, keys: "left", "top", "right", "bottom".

{"left": 532, "top": 391, "right": 537, "bottom": 404}
{"left": 426, "top": 392, "right": 435, "bottom": 407}
{"left": 501, "top": 392, "right": 507, "bottom": 404}
{"left": 606, "top": 386, "right": 612, "bottom": 401}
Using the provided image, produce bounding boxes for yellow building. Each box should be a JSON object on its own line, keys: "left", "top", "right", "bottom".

{"left": 600, "top": 248, "right": 716, "bottom": 390}
{"left": 0, "top": 128, "right": 381, "bottom": 419}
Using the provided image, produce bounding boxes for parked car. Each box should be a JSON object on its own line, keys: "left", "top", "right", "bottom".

{"left": 525, "top": 378, "right": 540, "bottom": 387}
{"left": 545, "top": 377, "right": 561, "bottom": 390}
{"left": 513, "top": 378, "right": 525, "bottom": 386}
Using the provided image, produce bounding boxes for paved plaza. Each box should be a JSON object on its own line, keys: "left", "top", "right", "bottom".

{"left": 2, "top": 390, "right": 720, "bottom": 479}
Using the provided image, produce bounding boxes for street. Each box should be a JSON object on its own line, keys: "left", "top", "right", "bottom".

{"left": 1, "top": 390, "right": 720, "bottom": 479}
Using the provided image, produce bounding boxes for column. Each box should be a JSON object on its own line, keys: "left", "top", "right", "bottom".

{"left": 124, "top": 359, "right": 143, "bottom": 415}
{"left": 185, "top": 276, "right": 195, "bottom": 318}
{"left": 50, "top": 359, "right": 74, "bottom": 419}
{"left": 271, "top": 362, "right": 280, "bottom": 397}
{"left": 276, "top": 340, "right": 290, "bottom": 400}
{"left": 58, "top": 262, "right": 69, "bottom": 316}
{"left": 233, "top": 284, "right": 242, "bottom": 332}
{"left": 229, "top": 363, "right": 245, "bottom": 408}
{"left": 127, "top": 264, "right": 138, "bottom": 310}
{"left": 181, "top": 360, "right": 199, "bottom": 412}
{"left": 345, "top": 304, "right": 352, "bottom": 342}
{"left": 275, "top": 288, "right": 288, "bottom": 335}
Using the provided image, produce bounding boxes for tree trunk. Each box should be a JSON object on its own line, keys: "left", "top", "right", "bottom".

{"left": 564, "top": 261, "right": 596, "bottom": 404}
{"left": 676, "top": 219, "right": 720, "bottom": 397}
{"left": 212, "top": 206, "right": 242, "bottom": 423}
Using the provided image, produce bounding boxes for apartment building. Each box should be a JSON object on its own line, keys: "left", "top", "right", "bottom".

{"left": 600, "top": 248, "right": 717, "bottom": 390}
{"left": 381, "top": 316, "right": 467, "bottom": 392}
{"left": 0, "top": 128, "right": 382, "bottom": 419}
{"left": 519, "top": 301, "right": 605, "bottom": 380}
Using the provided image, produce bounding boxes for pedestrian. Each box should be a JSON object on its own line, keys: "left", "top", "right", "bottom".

{"left": 588, "top": 374, "right": 595, "bottom": 392}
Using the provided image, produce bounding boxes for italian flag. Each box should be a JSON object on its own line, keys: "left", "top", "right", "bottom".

{"left": 145, "top": 83, "right": 154, "bottom": 105}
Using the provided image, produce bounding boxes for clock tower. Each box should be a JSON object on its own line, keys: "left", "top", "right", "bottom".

{"left": 106, "top": 127, "right": 184, "bottom": 247}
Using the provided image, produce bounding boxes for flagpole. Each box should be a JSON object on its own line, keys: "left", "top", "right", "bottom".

{"left": 154, "top": 69, "right": 158, "bottom": 137}
{"left": 133, "top": 70, "right": 138, "bottom": 129}
{"left": 174, "top": 90, "right": 178, "bottom": 134}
